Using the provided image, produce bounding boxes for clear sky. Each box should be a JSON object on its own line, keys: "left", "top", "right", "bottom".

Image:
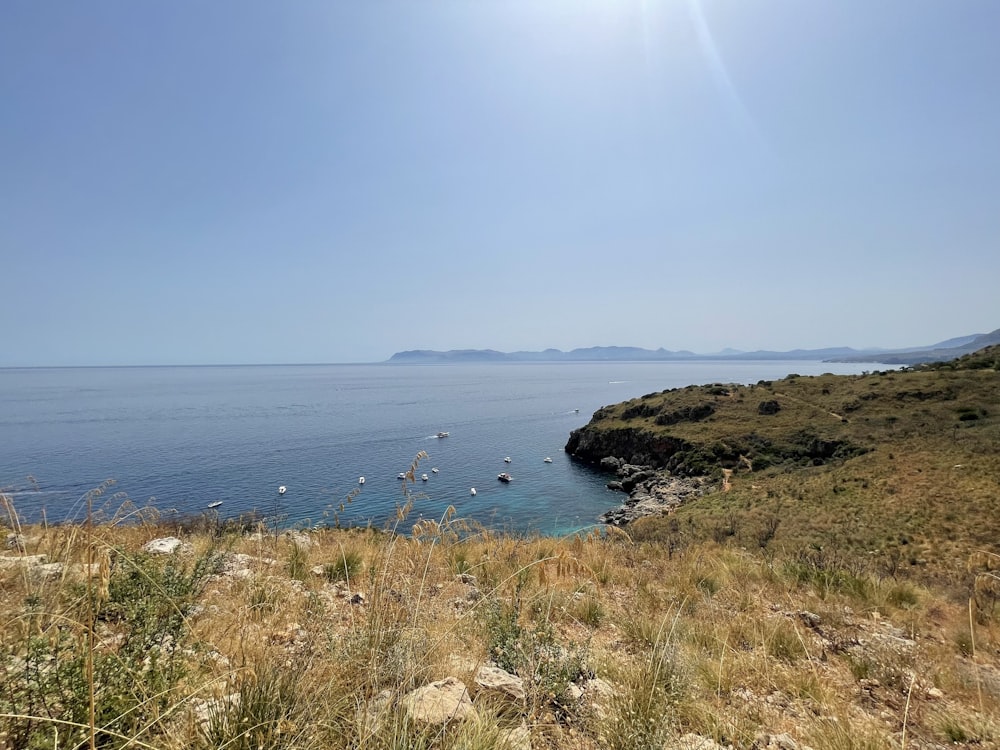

{"left": 2, "top": 1, "right": 998, "bottom": 366}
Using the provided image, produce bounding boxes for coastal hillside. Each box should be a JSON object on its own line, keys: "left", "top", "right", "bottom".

{"left": 567, "top": 346, "right": 1000, "bottom": 582}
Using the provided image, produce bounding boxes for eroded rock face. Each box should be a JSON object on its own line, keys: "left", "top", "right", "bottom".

{"left": 565, "top": 426, "right": 690, "bottom": 470}
{"left": 402, "top": 677, "right": 475, "bottom": 724}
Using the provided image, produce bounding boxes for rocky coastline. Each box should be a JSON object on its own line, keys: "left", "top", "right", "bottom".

{"left": 596, "top": 456, "right": 710, "bottom": 526}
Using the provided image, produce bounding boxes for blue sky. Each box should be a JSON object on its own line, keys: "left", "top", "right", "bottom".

{"left": 2, "top": 1, "right": 998, "bottom": 366}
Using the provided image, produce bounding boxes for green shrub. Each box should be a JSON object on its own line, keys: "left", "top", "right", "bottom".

{"left": 324, "top": 548, "right": 364, "bottom": 583}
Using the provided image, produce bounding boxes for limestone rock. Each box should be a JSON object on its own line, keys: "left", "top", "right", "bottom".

{"left": 282, "top": 530, "right": 312, "bottom": 549}
{"left": 600, "top": 472, "right": 705, "bottom": 525}
{"left": 32, "top": 562, "right": 66, "bottom": 580}
{"left": 402, "top": 677, "right": 475, "bottom": 724}
{"left": 0, "top": 553, "right": 47, "bottom": 568}
{"left": 219, "top": 552, "right": 277, "bottom": 575}
{"left": 475, "top": 664, "right": 526, "bottom": 703}
{"left": 142, "top": 537, "right": 189, "bottom": 555}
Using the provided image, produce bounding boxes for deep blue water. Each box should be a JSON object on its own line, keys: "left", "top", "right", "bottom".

{"left": 1, "top": 361, "right": 873, "bottom": 535}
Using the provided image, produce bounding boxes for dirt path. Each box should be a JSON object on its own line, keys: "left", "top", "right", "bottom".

{"left": 774, "top": 391, "right": 848, "bottom": 423}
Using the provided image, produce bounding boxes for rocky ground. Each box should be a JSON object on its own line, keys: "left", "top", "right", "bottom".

{"left": 598, "top": 456, "right": 710, "bottom": 525}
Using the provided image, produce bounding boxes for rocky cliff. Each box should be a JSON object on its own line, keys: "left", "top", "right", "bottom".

{"left": 564, "top": 426, "right": 692, "bottom": 473}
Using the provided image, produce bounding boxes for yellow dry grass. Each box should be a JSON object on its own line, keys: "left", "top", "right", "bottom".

{"left": 1, "top": 501, "right": 997, "bottom": 750}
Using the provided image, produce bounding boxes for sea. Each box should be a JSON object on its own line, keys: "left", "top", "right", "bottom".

{"left": 0, "top": 361, "right": 874, "bottom": 536}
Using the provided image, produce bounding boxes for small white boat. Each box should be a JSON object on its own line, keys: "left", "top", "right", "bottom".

{"left": 359, "top": 476, "right": 365, "bottom": 485}
{"left": 497, "top": 472, "right": 512, "bottom": 483}
{"left": 278, "top": 486, "right": 287, "bottom": 495}
{"left": 470, "top": 487, "right": 477, "bottom": 496}
{"left": 543, "top": 457, "right": 553, "bottom": 463}
{"left": 397, "top": 472, "right": 406, "bottom": 480}
{"left": 207, "top": 501, "right": 223, "bottom": 509}
{"left": 421, "top": 473, "right": 429, "bottom": 481}
{"left": 431, "top": 467, "right": 439, "bottom": 473}
{"left": 436, "top": 431, "right": 450, "bottom": 438}
{"left": 504, "top": 456, "right": 512, "bottom": 463}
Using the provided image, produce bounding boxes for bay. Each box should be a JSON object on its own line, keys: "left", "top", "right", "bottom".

{"left": 0, "top": 361, "right": 874, "bottom": 535}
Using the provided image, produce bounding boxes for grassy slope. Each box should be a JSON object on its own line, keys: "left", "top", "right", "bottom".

{"left": 571, "top": 347, "right": 1000, "bottom": 585}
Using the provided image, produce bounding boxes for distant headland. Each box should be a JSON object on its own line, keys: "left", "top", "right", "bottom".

{"left": 387, "top": 328, "right": 1000, "bottom": 365}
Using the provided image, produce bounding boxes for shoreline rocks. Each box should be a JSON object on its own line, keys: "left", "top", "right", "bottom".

{"left": 599, "top": 462, "right": 709, "bottom": 526}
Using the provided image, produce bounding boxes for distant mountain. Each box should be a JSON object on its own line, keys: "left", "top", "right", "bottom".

{"left": 387, "top": 344, "right": 890, "bottom": 364}
{"left": 387, "top": 330, "right": 997, "bottom": 364}
{"left": 828, "top": 329, "right": 1000, "bottom": 365}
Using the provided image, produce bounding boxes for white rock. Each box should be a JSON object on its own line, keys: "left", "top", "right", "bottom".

{"left": 0, "top": 554, "right": 47, "bottom": 568}
{"left": 31, "top": 562, "right": 66, "bottom": 580}
{"left": 220, "top": 552, "right": 276, "bottom": 574}
{"left": 283, "top": 530, "right": 312, "bottom": 549}
{"left": 402, "top": 677, "right": 475, "bottom": 724}
{"left": 475, "top": 664, "right": 526, "bottom": 703}
{"left": 142, "top": 537, "right": 188, "bottom": 555}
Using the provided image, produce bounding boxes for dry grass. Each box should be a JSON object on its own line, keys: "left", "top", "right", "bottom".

{"left": 2, "top": 494, "right": 998, "bottom": 749}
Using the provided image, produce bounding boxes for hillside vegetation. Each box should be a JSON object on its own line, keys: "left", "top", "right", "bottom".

{"left": 567, "top": 346, "right": 1000, "bottom": 584}
{"left": 1, "top": 348, "right": 998, "bottom": 749}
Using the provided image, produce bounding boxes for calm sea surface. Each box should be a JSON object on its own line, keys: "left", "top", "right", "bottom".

{"left": 1, "top": 361, "right": 873, "bottom": 535}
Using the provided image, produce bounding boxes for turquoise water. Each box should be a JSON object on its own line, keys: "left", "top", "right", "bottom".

{"left": 0, "top": 361, "right": 872, "bottom": 535}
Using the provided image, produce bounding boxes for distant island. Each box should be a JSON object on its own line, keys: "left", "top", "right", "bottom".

{"left": 387, "top": 328, "right": 1000, "bottom": 365}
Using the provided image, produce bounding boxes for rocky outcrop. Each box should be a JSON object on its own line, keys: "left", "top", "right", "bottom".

{"left": 600, "top": 472, "right": 707, "bottom": 526}
{"left": 143, "top": 537, "right": 190, "bottom": 555}
{"left": 565, "top": 426, "right": 691, "bottom": 470}
{"left": 567, "top": 422, "right": 866, "bottom": 478}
